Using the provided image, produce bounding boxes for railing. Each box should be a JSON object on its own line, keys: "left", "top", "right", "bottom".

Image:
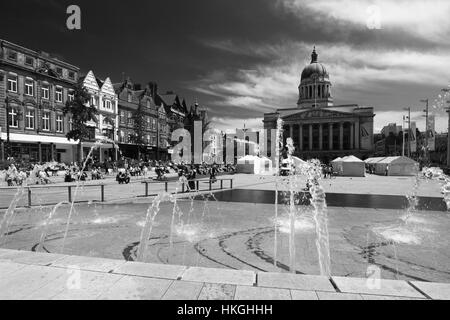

{"left": 0, "top": 178, "right": 234, "bottom": 209}
{"left": 141, "top": 178, "right": 234, "bottom": 197}
{"left": 0, "top": 184, "right": 106, "bottom": 209}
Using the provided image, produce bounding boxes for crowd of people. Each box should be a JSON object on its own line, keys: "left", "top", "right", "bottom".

{"left": 1, "top": 157, "right": 237, "bottom": 187}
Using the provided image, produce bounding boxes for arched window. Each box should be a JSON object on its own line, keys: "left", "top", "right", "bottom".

{"left": 318, "top": 85, "right": 321, "bottom": 98}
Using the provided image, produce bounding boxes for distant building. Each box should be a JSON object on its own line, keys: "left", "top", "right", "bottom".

{"left": 155, "top": 91, "right": 188, "bottom": 155}
{"left": 80, "top": 70, "right": 118, "bottom": 162}
{"left": 381, "top": 123, "right": 402, "bottom": 137}
{"left": 0, "top": 39, "right": 79, "bottom": 163}
{"left": 114, "top": 78, "right": 160, "bottom": 160}
{"left": 263, "top": 48, "right": 375, "bottom": 163}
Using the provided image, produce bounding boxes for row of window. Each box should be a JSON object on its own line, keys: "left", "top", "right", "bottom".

{"left": 7, "top": 75, "right": 74, "bottom": 102}
{"left": 90, "top": 96, "right": 114, "bottom": 110}
{"left": 301, "top": 84, "right": 331, "bottom": 100}
{"left": 8, "top": 108, "right": 71, "bottom": 132}
{"left": 6, "top": 49, "right": 76, "bottom": 80}
{"left": 119, "top": 111, "right": 166, "bottom": 131}
{"left": 118, "top": 131, "right": 163, "bottom": 146}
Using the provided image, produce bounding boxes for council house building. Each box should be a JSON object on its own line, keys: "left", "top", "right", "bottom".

{"left": 263, "top": 47, "right": 375, "bottom": 162}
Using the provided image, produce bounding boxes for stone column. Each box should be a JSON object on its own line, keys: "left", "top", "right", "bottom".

{"left": 319, "top": 123, "right": 323, "bottom": 150}
{"left": 350, "top": 123, "right": 354, "bottom": 150}
{"left": 299, "top": 124, "right": 303, "bottom": 151}
{"left": 289, "top": 124, "right": 294, "bottom": 139}
{"left": 355, "top": 120, "right": 360, "bottom": 150}
{"left": 309, "top": 124, "right": 313, "bottom": 151}
{"left": 329, "top": 123, "right": 333, "bottom": 150}
{"left": 339, "top": 122, "right": 344, "bottom": 150}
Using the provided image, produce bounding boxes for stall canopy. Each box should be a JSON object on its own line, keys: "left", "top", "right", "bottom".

{"left": 372, "top": 156, "right": 419, "bottom": 176}
{"left": 340, "top": 155, "right": 365, "bottom": 177}
{"left": 237, "top": 155, "right": 273, "bottom": 174}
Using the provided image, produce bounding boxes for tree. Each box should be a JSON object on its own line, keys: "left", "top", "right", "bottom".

{"left": 63, "top": 83, "right": 98, "bottom": 163}
{"left": 131, "top": 99, "right": 147, "bottom": 160}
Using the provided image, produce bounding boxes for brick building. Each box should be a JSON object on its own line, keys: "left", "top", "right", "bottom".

{"left": 114, "top": 79, "right": 169, "bottom": 160}
{"left": 0, "top": 39, "right": 79, "bottom": 163}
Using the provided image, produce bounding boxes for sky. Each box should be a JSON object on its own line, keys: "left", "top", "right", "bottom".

{"left": 1, "top": 0, "right": 450, "bottom": 133}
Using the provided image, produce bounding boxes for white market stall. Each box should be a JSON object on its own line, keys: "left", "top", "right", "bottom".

{"left": 340, "top": 155, "right": 365, "bottom": 177}
{"left": 364, "top": 157, "right": 386, "bottom": 174}
{"left": 237, "top": 155, "right": 273, "bottom": 174}
{"left": 331, "top": 157, "right": 343, "bottom": 174}
{"left": 373, "top": 156, "right": 419, "bottom": 176}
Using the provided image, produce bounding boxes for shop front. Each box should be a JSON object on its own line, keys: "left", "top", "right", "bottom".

{"left": 0, "top": 132, "right": 78, "bottom": 163}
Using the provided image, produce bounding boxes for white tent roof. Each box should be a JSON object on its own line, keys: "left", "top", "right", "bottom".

{"left": 365, "top": 157, "right": 386, "bottom": 164}
{"left": 331, "top": 157, "right": 342, "bottom": 163}
{"left": 341, "top": 155, "right": 364, "bottom": 163}
{"left": 376, "top": 156, "right": 417, "bottom": 165}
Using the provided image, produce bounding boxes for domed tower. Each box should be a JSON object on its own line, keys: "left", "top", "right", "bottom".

{"left": 297, "top": 47, "right": 333, "bottom": 109}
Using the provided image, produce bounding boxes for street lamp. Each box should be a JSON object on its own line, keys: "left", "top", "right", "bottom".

{"left": 420, "top": 99, "right": 429, "bottom": 164}
{"left": 403, "top": 107, "right": 411, "bottom": 157}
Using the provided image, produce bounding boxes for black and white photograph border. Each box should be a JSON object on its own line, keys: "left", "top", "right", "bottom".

{"left": 0, "top": 0, "right": 449, "bottom": 304}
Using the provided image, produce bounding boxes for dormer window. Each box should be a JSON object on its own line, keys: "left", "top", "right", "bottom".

{"left": 25, "top": 56, "right": 34, "bottom": 66}
{"left": 127, "top": 93, "right": 132, "bottom": 103}
{"left": 7, "top": 50, "right": 17, "bottom": 62}
{"left": 56, "top": 67, "right": 63, "bottom": 76}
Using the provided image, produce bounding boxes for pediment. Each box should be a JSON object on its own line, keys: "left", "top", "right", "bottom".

{"left": 283, "top": 109, "right": 353, "bottom": 121}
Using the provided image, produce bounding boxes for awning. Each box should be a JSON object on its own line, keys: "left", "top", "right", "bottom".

{"left": 0, "top": 132, "right": 79, "bottom": 145}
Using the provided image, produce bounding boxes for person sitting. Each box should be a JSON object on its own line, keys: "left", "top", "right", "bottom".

{"left": 64, "top": 170, "right": 75, "bottom": 183}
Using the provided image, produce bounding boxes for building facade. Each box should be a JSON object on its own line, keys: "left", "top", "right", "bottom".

{"left": 81, "top": 70, "right": 119, "bottom": 162}
{"left": 263, "top": 48, "right": 375, "bottom": 163}
{"left": 114, "top": 79, "right": 169, "bottom": 160}
{"left": 0, "top": 39, "right": 79, "bottom": 163}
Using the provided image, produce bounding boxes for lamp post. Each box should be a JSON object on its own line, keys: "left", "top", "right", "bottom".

{"left": 420, "top": 99, "right": 429, "bottom": 164}
{"left": 403, "top": 107, "right": 411, "bottom": 157}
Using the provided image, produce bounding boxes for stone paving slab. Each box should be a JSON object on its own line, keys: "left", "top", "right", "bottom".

{"left": 258, "top": 272, "right": 335, "bottom": 292}
{"left": 410, "top": 281, "right": 450, "bottom": 300}
{"left": 198, "top": 283, "right": 236, "bottom": 300}
{"left": 0, "top": 261, "right": 27, "bottom": 277}
{"left": 234, "top": 286, "right": 291, "bottom": 300}
{"left": 50, "top": 271, "right": 124, "bottom": 300}
{"left": 97, "top": 275, "right": 174, "bottom": 300}
{"left": 0, "top": 264, "right": 67, "bottom": 299}
{"left": 181, "top": 267, "right": 256, "bottom": 286}
{"left": 112, "top": 261, "right": 186, "bottom": 280}
{"left": 162, "top": 281, "right": 204, "bottom": 300}
{"left": 0, "top": 250, "right": 448, "bottom": 300}
{"left": 50, "top": 255, "right": 127, "bottom": 273}
{"left": 316, "top": 291, "right": 363, "bottom": 300}
{"left": 360, "top": 294, "right": 426, "bottom": 300}
{"left": 0, "top": 249, "right": 35, "bottom": 262}
{"left": 332, "top": 276, "right": 426, "bottom": 298}
{"left": 290, "top": 290, "right": 319, "bottom": 300}
{"left": 0, "top": 250, "right": 66, "bottom": 266}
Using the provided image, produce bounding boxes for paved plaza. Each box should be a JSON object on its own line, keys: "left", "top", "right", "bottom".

{"left": 0, "top": 173, "right": 444, "bottom": 209}
{"left": 1, "top": 248, "right": 449, "bottom": 300}
{"left": 1, "top": 173, "right": 449, "bottom": 300}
